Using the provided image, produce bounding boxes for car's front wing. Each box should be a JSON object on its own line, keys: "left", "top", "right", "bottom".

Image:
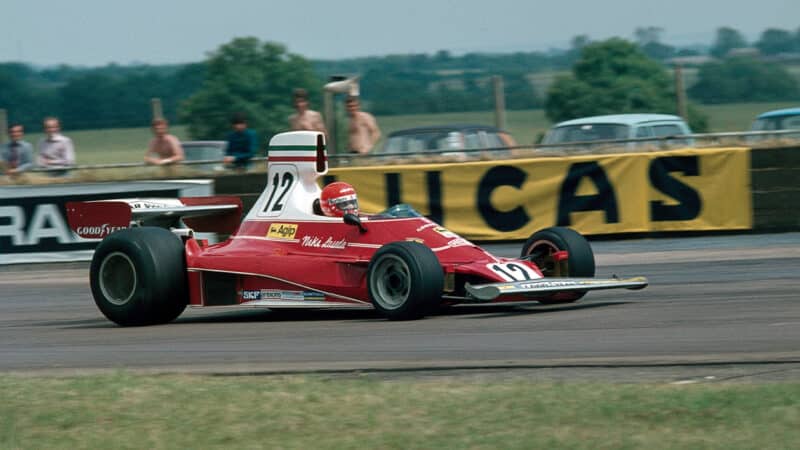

{"left": 464, "top": 276, "right": 648, "bottom": 302}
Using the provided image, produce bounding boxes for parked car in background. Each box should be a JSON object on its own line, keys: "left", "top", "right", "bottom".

{"left": 541, "top": 114, "right": 693, "bottom": 149}
{"left": 181, "top": 141, "right": 226, "bottom": 171}
{"left": 378, "top": 125, "right": 517, "bottom": 158}
{"left": 751, "top": 108, "right": 800, "bottom": 132}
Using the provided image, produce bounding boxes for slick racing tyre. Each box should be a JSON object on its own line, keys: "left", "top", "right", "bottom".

{"left": 520, "top": 227, "right": 595, "bottom": 302}
{"left": 90, "top": 227, "right": 188, "bottom": 326}
{"left": 367, "top": 241, "right": 444, "bottom": 320}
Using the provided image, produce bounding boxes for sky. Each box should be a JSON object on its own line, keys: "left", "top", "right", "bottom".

{"left": 2, "top": 0, "right": 798, "bottom": 67}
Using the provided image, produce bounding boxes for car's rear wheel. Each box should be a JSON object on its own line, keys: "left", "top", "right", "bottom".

{"left": 368, "top": 242, "right": 443, "bottom": 320}
{"left": 90, "top": 227, "right": 188, "bottom": 326}
{"left": 520, "top": 227, "right": 595, "bottom": 303}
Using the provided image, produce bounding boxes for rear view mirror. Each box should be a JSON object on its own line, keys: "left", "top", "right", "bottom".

{"left": 343, "top": 213, "right": 367, "bottom": 233}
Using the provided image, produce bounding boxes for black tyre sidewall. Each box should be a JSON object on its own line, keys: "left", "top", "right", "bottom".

{"left": 90, "top": 227, "right": 187, "bottom": 326}
{"left": 368, "top": 242, "right": 443, "bottom": 320}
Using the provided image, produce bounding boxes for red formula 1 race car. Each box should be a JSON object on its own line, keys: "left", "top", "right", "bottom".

{"left": 67, "top": 131, "right": 647, "bottom": 326}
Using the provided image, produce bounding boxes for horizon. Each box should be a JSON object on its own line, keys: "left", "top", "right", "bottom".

{"left": 1, "top": 0, "right": 797, "bottom": 67}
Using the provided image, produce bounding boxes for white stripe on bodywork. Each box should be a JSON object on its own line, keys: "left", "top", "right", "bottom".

{"left": 232, "top": 235, "right": 301, "bottom": 243}
{"left": 239, "top": 299, "right": 372, "bottom": 308}
{"left": 347, "top": 242, "right": 382, "bottom": 249}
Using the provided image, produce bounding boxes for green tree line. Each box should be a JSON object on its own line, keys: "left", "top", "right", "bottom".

{"left": 1, "top": 25, "right": 799, "bottom": 136}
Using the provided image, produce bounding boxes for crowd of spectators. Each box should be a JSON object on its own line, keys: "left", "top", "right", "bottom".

{"left": 2, "top": 88, "right": 382, "bottom": 179}
{"left": 1, "top": 117, "right": 75, "bottom": 178}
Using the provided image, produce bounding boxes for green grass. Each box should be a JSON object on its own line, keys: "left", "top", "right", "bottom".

{"left": 10, "top": 101, "right": 799, "bottom": 167}
{"left": 695, "top": 101, "right": 800, "bottom": 132}
{"left": 1, "top": 373, "right": 798, "bottom": 449}
{"left": 376, "top": 108, "right": 549, "bottom": 147}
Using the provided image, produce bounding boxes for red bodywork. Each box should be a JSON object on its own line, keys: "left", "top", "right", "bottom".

{"left": 183, "top": 215, "right": 561, "bottom": 309}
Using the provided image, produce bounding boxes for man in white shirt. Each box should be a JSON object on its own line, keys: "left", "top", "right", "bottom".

{"left": 37, "top": 117, "right": 75, "bottom": 175}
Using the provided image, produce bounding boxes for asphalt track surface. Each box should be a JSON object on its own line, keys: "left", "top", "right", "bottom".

{"left": 1, "top": 233, "right": 799, "bottom": 382}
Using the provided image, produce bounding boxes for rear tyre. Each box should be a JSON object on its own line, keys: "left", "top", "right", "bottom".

{"left": 90, "top": 227, "right": 188, "bottom": 326}
{"left": 521, "top": 227, "right": 595, "bottom": 302}
{"left": 368, "top": 242, "right": 443, "bottom": 320}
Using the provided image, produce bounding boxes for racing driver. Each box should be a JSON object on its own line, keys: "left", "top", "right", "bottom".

{"left": 320, "top": 182, "right": 359, "bottom": 217}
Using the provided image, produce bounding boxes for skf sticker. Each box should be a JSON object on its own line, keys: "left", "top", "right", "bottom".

{"left": 241, "top": 290, "right": 262, "bottom": 300}
{"left": 267, "top": 223, "right": 298, "bottom": 239}
{"left": 405, "top": 237, "right": 425, "bottom": 244}
{"left": 240, "top": 289, "right": 325, "bottom": 301}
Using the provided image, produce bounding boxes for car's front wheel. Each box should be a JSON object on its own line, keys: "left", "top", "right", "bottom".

{"left": 367, "top": 242, "right": 443, "bottom": 320}
{"left": 90, "top": 227, "right": 188, "bottom": 326}
{"left": 520, "top": 227, "right": 595, "bottom": 303}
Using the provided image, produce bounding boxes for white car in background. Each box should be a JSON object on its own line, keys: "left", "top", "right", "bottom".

{"left": 751, "top": 107, "right": 800, "bottom": 132}
{"left": 181, "top": 141, "right": 226, "bottom": 171}
{"left": 541, "top": 114, "right": 693, "bottom": 149}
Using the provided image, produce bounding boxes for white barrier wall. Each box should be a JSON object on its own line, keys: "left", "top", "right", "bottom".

{"left": 0, "top": 180, "right": 213, "bottom": 264}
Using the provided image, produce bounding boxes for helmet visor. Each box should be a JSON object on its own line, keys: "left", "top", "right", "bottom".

{"left": 331, "top": 194, "right": 358, "bottom": 213}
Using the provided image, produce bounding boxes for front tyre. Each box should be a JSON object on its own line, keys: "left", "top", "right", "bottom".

{"left": 521, "top": 227, "right": 595, "bottom": 302}
{"left": 90, "top": 227, "right": 188, "bottom": 326}
{"left": 368, "top": 242, "right": 443, "bottom": 320}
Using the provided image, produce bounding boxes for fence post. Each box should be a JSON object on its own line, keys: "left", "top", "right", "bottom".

{"left": 323, "top": 91, "right": 336, "bottom": 154}
{"left": 150, "top": 98, "right": 164, "bottom": 120}
{"left": 492, "top": 76, "right": 506, "bottom": 130}
{"left": 0, "top": 109, "right": 7, "bottom": 145}
{"left": 674, "top": 64, "right": 688, "bottom": 122}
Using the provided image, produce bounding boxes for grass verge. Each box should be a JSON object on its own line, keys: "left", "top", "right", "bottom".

{"left": 1, "top": 373, "right": 798, "bottom": 449}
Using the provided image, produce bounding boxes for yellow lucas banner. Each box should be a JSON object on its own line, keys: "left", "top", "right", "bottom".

{"left": 329, "top": 147, "right": 752, "bottom": 240}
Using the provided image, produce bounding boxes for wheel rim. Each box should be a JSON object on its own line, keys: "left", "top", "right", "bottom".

{"left": 525, "top": 239, "right": 561, "bottom": 277}
{"left": 371, "top": 254, "right": 411, "bottom": 310}
{"left": 98, "top": 251, "right": 137, "bottom": 306}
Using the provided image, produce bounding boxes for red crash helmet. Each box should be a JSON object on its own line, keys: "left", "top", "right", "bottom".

{"left": 320, "top": 182, "right": 359, "bottom": 217}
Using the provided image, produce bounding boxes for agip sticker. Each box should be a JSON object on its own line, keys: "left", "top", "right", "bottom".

{"left": 267, "top": 223, "right": 298, "bottom": 239}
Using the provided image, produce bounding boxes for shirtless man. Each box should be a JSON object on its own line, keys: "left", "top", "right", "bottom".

{"left": 144, "top": 119, "right": 184, "bottom": 165}
{"left": 288, "top": 88, "right": 326, "bottom": 134}
{"left": 345, "top": 95, "right": 381, "bottom": 155}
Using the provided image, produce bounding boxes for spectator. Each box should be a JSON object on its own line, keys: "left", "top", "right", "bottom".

{"left": 37, "top": 117, "right": 75, "bottom": 175}
{"left": 1, "top": 123, "right": 34, "bottom": 176}
{"left": 288, "top": 88, "right": 327, "bottom": 134}
{"left": 143, "top": 118, "right": 184, "bottom": 165}
{"left": 224, "top": 112, "right": 257, "bottom": 170}
{"left": 345, "top": 95, "right": 381, "bottom": 154}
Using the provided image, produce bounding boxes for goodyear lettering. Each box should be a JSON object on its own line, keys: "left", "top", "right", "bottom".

{"left": 267, "top": 223, "right": 298, "bottom": 239}
{"left": 76, "top": 223, "right": 127, "bottom": 238}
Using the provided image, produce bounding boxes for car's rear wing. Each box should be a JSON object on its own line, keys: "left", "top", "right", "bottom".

{"left": 66, "top": 196, "right": 243, "bottom": 239}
